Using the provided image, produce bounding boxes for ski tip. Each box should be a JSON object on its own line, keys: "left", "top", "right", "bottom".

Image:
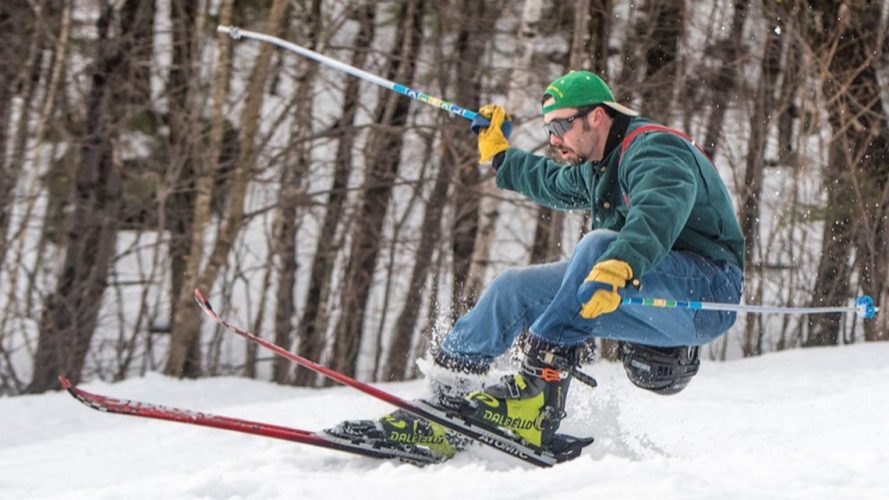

{"left": 194, "top": 288, "right": 213, "bottom": 312}
{"left": 193, "top": 288, "right": 221, "bottom": 322}
{"left": 58, "top": 376, "right": 72, "bottom": 391}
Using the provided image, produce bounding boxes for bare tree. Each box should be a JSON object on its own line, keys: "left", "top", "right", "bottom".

{"left": 29, "top": 1, "right": 133, "bottom": 392}
{"left": 294, "top": 4, "right": 376, "bottom": 386}
{"left": 802, "top": 1, "right": 858, "bottom": 346}
{"left": 165, "top": 0, "right": 289, "bottom": 377}
{"left": 803, "top": 0, "right": 889, "bottom": 345}
{"left": 165, "top": 0, "right": 200, "bottom": 363}
{"left": 381, "top": 10, "right": 471, "bottom": 378}
{"left": 329, "top": 0, "right": 427, "bottom": 378}
{"left": 449, "top": 0, "right": 498, "bottom": 318}
{"left": 269, "top": 0, "right": 323, "bottom": 384}
{"left": 638, "top": 0, "right": 686, "bottom": 123}
{"left": 739, "top": 3, "right": 784, "bottom": 357}
{"left": 0, "top": 3, "right": 47, "bottom": 267}
{"left": 450, "top": 0, "right": 510, "bottom": 318}
{"left": 701, "top": 0, "right": 749, "bottom": 158}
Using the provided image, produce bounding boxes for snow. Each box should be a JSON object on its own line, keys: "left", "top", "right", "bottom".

{"left": 2, "top": 343, "right": 889, "bottom": 500}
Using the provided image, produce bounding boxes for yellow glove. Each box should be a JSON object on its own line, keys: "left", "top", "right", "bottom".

{"left": 577, "top": 260, "right": 633, "bottom": 319}
{"left": 474, "top": 104, "right": 511, "bottom": 164}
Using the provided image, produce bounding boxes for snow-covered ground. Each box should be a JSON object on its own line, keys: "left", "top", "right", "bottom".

{"left": 2, "top": 343, "right": 888, "bottom": 500}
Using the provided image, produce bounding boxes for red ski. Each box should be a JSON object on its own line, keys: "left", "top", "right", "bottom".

{"left": 59, "top": 376, "right": 440, "bottom": 465}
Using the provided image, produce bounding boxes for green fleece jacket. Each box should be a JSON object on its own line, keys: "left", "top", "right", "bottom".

{"left": 495, "top": 117, "right": 744, "bottom": 279}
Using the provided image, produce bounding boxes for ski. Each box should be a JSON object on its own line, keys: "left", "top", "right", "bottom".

{"left": 194, "top": 288, "right": 592, "bottom": 467}
{"left": 59, "top": 376, "right": 442, "bottom": 466}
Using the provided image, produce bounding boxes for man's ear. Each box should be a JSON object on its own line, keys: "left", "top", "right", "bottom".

{"left": 591, "top": 106, "right": 607, "bottom": 126}
{"left": 590, "top": 106, "right": 612, "bottom": 129}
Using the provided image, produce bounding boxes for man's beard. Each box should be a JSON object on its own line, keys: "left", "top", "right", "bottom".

{"left": 547, "top": 144, "right": 587, "bottom": 165}
{"left": 548, "top": 122, "right": 592, "bottom": 165}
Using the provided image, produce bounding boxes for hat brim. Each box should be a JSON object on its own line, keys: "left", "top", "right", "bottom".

{"left": 604, "top": 101, "right": 639, "bottom": 117}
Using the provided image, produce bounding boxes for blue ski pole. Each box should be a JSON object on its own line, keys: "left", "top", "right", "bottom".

{"left": 620, "top": 295, "right": 878, "bottom": 319}
{"left": 217, "top": 26, "right": 479, "bottom": 121}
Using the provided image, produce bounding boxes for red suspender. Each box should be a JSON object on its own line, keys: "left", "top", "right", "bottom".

{"left": 620, "top": 124, "right": 707, "bottom": 158}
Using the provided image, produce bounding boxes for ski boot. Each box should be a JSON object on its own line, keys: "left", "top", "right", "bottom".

{"left": 458, "top": 336, "right": 595, "bottom": 460}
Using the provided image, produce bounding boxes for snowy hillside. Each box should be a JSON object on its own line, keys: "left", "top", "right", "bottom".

{"left": 2, "top": 343, "right": 888, "bottom": 500}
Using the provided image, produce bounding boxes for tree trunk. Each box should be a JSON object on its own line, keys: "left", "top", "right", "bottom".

{"left": 165, "top": 0, "right": 288, "bottom": 377}
{"left": 701, "top": 0, "right": 748, "bottom": 158}
{"left": 329, "top": 0, "right": 426, "bottom": 378}
{"left": 118, "top": 0, "right": 154, "bottom": 109}
{"left": 805, "top": 140, "right": 854, "bottom": 346}
{"left": 166, "top": 0, "right": 199, "bottom": 366}
{"left": 383, "top": 126, "right": 454, "bottom": 381}
{"left": 28, "top": 2, "right": 126, "bottom": 392}
{"left": 638, "top": 0, "right": 685, "bottom": 124}
{"left": 450, "top": 0, "right": 524, "bottom": 312}
{"left": 451, "top": 165, "right": 481, "bottom": 318}
{"left": 0, "top": 3, "right": 45, "bottom": 268}
{"left": 587, "top": 0, "right": 612, "bottom": 75}
{"left": 293, "top": 4, "right": 375, "bottom": 387}
{"left": 0, "top": 4, "right": 25, "bottom": 182}
{"left": 739, "top": 8, "right": 783, "bottom": 357}
{"left": 0, "top": 2, "right": 33, "bottom": 197}
{"left": 805, "top": 0, "right": 889, "bottom": 344}
{"left": 163, "top": 0, "right": 233, "bottom": 377}
{"left": 270, "top": 0, "right": 322, "bottom": 384}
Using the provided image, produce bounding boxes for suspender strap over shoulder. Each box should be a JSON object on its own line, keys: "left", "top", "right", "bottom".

{"left": 620, "top": 124, "right": 708, "bottom": 160}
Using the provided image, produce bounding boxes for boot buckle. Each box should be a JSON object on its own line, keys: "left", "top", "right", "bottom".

{"left": 540, "top": 368, "right": 561, "bottom": 382}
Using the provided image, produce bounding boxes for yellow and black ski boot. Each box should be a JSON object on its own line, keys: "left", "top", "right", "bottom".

{"left": 462, "top": 337, "right": 583, "bottom": 451}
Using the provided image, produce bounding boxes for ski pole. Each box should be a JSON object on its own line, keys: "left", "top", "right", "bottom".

{"left": 620, "top": 294, "right": 878, "bottom": 319}
{"left": 217, "top": 25, "right": 479, "bottom": 121}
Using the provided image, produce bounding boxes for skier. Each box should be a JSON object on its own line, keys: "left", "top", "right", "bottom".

{"left": 333, "top": 70, "right": 744, "bottom": 460}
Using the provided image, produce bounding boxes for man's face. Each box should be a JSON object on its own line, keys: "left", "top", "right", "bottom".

{"left": 542, "top": 100, "right": 608, "bottom": 165}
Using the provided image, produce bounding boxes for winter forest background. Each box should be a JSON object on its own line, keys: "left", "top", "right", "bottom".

{"left": 1, "top": 0, "right": 888, "bottom": 396}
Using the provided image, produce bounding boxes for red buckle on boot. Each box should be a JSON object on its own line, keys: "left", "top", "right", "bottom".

{"left": 540, "top": 368, "right": 561, "bottom": 382}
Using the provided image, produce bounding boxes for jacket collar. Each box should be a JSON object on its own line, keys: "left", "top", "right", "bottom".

{"left": 600, "top": 113, "right": 632, "bottom": 162}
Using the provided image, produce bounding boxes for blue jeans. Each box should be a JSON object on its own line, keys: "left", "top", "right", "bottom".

{"left": 438, "top": 229, "right": 743, "bottom": 370}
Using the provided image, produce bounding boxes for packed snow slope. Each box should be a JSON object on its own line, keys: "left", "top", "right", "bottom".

{"left": 2, "top": 343, "right": 888, "bottom": 500}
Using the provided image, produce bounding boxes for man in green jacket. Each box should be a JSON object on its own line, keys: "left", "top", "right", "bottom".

{"left": 336, "top": 71, "right": 744, "bottom": 461}
{"left": 427, "top": 70, "right": 744, "bottom": 452}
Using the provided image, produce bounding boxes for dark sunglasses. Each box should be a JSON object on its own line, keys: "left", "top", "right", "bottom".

{"left": 543, "top": 107, "right": 595, "bottom": 137}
